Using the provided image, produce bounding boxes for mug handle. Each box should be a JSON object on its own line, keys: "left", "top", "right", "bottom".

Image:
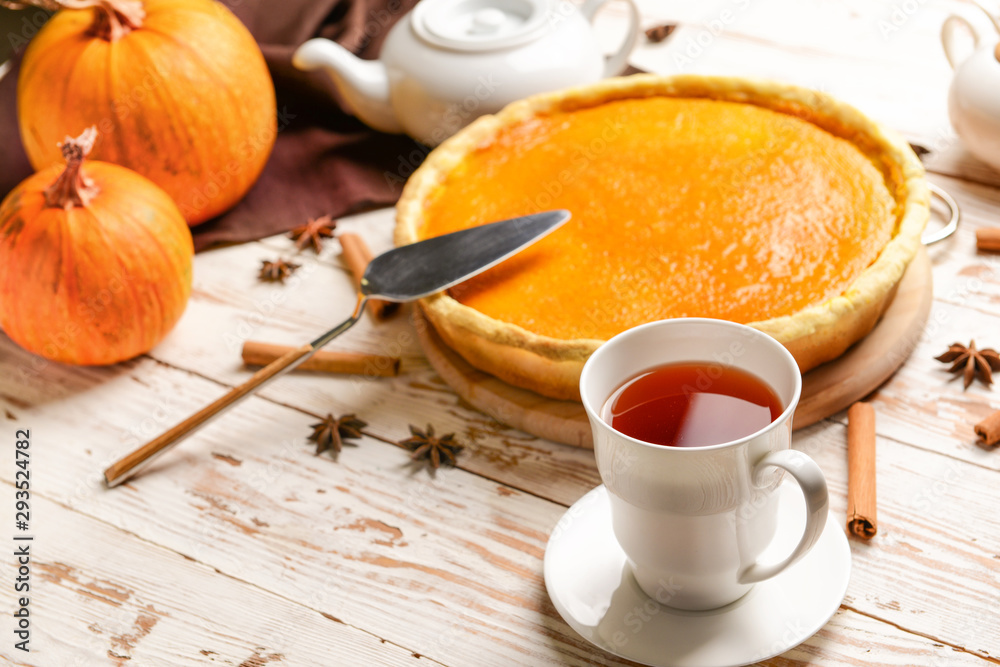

{"left": 941, "top": 15, "right": 981, "bottom": 70}
{"left": 738, "top": 449, "right": 830, "bottom": 585}
{"left": 581, "top": 0, "right": 641, "bottom": 77}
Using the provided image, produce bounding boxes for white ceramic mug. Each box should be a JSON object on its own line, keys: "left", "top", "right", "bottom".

{"left": 580, "top": 318, "right": 829, "bottom": 611}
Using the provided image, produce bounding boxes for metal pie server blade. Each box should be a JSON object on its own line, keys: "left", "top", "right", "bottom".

{"left": 363, "top": 209, "right": 570, "bottom": 301}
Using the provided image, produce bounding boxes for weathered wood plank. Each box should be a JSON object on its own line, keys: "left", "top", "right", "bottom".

{"left": 771, "top": 608, "right": 994, "bottom": 667}
{"left": 0, "top": 345, "right": 636, "bottom": 667}
{"left": 923, "top": 174, "right": 1000, "bottom": 315}
{"left": 0, "top": 491, "right": 443, "bottom": 667}
{"left": 849, "top": 298, "right": 1000, "bottom": 471}
{"left": 790, "top": 420, "right": 1000, "bottom": 661}
{"left": 4, "top": 483, "right": 991, "bottom": 667}
{"left": 2, "top": 339, "right": 1000, "bottom": 664}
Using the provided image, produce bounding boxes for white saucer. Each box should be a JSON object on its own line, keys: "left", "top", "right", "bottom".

{"left": 544, "top": 482, "right": 851, "bottom": 667}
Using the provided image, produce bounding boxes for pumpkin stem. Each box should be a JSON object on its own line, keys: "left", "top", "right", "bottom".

{"left": 44, "top": 126, "right": 100, "bottom": 210}
{"left": 0, "top": 0, "right": 144, "bottom": 40}
{"left": 87, "top": 0, "right": 144, "bottom": 40}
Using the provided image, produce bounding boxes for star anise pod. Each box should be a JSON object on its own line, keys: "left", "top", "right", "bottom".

{"left": 399, "top": 424, "right": 464, "bottom": 470}
{"left": 935, "top": 340, "right": 1000, "bottom": 389}
{"left": 288, "top": 214, "right": 337, "bottom": 253}
{"left": 645, "top": 23, "right": 677, "bottom": 43}
{"left": 308, "top": 413, "right": 367, "bottom": 456}
{"left": 258, "top": 258, "right": 301, "bottom": 283}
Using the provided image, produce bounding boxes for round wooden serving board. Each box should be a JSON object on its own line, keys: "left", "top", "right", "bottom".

{"left": 416, "top": 248, "right": 933, "bottom": 449}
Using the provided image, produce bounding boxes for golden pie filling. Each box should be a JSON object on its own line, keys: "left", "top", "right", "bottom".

{"left": 419, "top": 97, "right": 896, "bottom": 341}
{"left": 397, "top": 76, "right": 928, "bottom": 400}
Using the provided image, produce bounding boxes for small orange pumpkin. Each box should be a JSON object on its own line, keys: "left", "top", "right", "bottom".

{"left": 0, "top": 127, "right": 193, "bottom": 365}
{"left": 15, "top": 0, "right": 276, "bottom": 225}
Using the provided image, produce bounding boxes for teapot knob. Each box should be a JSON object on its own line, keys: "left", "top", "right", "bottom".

{"left": 470, "top": 8, "right": 506, "bottom": 34}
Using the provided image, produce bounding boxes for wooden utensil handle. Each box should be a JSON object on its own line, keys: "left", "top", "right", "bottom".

{"left": 103, "top": 343, "right": 314, "bottom": 487}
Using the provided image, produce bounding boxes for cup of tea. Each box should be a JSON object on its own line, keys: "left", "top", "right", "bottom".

{"left": 580, "top": 318, "right": 829, "bottom": 611}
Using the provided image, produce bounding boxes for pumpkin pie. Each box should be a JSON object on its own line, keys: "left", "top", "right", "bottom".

{"left": 395, "top": 75, "right": 929, "bottom": 400}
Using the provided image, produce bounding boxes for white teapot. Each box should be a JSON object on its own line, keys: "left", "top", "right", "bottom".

{"left": 292, "top": 0, "right": 640, "bottom": 146}
{"left": 942, "top": 8, "right": 1000, "bottom": 171}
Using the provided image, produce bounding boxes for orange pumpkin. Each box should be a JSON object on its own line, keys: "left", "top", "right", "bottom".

{"left": 0, "top": 127, "right": 193, "bottom": 365}
{"left": 17, "top": 0, "right": 277, "bottom": 225}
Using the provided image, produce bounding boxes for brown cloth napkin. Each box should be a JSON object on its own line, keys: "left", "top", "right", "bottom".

{"left": 0, "top": 0, "right": 423, "bottom": 251}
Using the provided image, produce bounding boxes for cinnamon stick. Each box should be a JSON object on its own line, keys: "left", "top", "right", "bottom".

{"left": 242, "top": 341, "right": 400, "bottom": 377}
{"left": 974, "top": 410, "right": 1000, "bottom": 447}
{"left": 977, "top": 228, "right": 1000, "bottom": 253}
{"left": 339, "top": 233, "right": 399, "bottom": 320}
{"left": 847, "top": 402, "right": 878, "bottom": 539}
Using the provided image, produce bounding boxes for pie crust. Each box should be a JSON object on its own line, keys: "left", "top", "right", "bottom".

{"left": 396, "top": 75, "right": 929, "bottom": 401}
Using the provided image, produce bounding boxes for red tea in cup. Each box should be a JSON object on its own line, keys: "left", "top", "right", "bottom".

{"left": 602, "top": 362, "right": 783, "bottom": 447}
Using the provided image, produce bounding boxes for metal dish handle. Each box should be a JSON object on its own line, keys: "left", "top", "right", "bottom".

{"left": 923, "top": 183, "right": 960, "bottom": 245}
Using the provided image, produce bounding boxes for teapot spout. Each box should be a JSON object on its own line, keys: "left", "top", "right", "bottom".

{"left": 293, "top": 38, "right": 403, "bottom": 134}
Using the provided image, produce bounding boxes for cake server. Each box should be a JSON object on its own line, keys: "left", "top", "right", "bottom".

{"left": 104, "top": 209, "right": 571, "bottom": 488}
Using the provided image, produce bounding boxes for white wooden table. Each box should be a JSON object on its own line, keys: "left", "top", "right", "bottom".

{"left": 4, "top": 1, "right": 1000, "bottom": 664}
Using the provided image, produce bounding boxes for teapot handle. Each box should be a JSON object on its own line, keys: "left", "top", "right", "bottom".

{"left": 581, "top": 0, "right": 641, "bottom": 77}
{"left": 941, "top": 15, "right": 981, "bottom": 70}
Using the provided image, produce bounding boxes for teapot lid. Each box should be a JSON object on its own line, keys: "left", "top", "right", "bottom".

{"left": 411, "top": 0, "right": 554, "bottom": 52}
